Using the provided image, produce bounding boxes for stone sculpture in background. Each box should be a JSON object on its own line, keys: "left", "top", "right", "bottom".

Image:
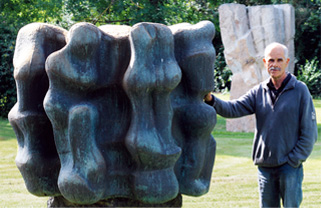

{"left": 9, "top": 21, "right": 217, "bottom": 207}
{"left": 218, "top": 3, "right": 295, "bottom": 132}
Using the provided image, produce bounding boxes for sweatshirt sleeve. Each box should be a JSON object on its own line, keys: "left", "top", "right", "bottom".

{"left": 287, "top": 83, "right": 318, "bottom": 168}
{"left": 212, "top": 88, "right": 257, "bottom": 118}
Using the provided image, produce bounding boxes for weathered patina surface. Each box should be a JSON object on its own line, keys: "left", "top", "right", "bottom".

{"left": 9, "top": 21, "right": 217, "bottom": 207}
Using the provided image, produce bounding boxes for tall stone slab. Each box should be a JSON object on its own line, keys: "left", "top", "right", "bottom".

{"left": 9, "top": 21, "right": 217, "bottom": 207}
{"left": 219, "top": 3, "right": 295, "bottom": 132}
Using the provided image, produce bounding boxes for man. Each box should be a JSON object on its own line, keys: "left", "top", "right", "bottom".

{"left": 205, "top": 42, "right": 317, "bottom": 207}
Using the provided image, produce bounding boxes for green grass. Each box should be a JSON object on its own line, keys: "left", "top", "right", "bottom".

{"left": 0, "top": 119, "right": 49, "bottom": 207}
{"left": 0, "top": 118, "right": 17, "bottom": 141}
{"left": 1, "top": 96, "right": 320, "bottom": 207}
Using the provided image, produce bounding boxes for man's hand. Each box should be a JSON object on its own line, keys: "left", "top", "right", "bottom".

{"left": 204, "top": 92, "right": 213, "bottom": 102}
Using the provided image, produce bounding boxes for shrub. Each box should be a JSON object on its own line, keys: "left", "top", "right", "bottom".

{"left": 296, "top": 58, "right": 321, "bottom": 98}
{"left": 0, "top": 23, "right": 17, "bottom": 118}
{"left": 213, "top": 44, "right": 232, "bottom": 92}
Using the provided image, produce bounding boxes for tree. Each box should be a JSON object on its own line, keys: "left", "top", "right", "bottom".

{"left": 293, "top": 1, "right": 321, "bottom": 70}
{"left": 0, "top": 0, "right": 64, "bottom": 117}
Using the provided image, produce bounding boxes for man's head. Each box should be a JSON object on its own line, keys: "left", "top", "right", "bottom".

{"left": 263, "top": 42, "right": 290, "bottom": 81}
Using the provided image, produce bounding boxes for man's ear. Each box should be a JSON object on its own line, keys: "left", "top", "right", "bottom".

{"left": 263, "top": 58, "right": 266, "bottom": 64}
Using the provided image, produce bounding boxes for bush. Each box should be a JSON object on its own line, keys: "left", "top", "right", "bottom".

{"left": 213, "top": 45, "right": 232, "bottom": 92}
{"left": 0, "top": 23, "right": 17, "bottom": 118}
{"left": 294, "top": 1, "right": 321, "bottom": 71}
{"left": 296, "top": 58, "right": 321, "bottom": 98}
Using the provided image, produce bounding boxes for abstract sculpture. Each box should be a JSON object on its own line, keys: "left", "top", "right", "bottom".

{"left": 9, "top": 20, "right": 216, "bottom": 207}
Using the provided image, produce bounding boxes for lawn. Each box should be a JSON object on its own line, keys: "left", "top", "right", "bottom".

{"left": 0, "top": 94, "right": 320, "bottom": 207}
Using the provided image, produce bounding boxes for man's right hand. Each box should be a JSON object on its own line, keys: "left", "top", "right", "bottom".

{"left": 204, "top": 93, "right": 213, "bottom": 102}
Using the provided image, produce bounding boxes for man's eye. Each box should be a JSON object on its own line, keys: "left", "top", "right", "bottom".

{"left": 268, "top": 59, "right": 275, "bottom": 63}
{"left": 277, "top": 59, "right": 284, "bottom": 62}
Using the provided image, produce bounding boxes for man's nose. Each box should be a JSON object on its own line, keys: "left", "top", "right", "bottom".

{"left": 270, "top": 61, "right": 278, "bottom": 67}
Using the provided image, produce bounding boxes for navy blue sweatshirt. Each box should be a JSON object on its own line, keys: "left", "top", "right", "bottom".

{"left": 209, "top": 74, "right": 317, "bottom": 168}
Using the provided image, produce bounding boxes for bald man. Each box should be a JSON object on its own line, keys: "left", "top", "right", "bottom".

{"left": 205, "top": 42, "right": 317, "bottom": 207}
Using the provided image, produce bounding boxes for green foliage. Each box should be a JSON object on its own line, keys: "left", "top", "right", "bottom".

{"left": 0, "top": 0, "right": 65, "bottom": 117}
{"left": 59, "top": 0, "right": 219, "bottom": 27}
{"left": 296, "top": 58, "right": 321, "bottom": 98}
{"left": 214, "top": 46, "right": 233, "bottom": 92}
{"left": 293, "top": 0, "right": 321, "bottom": 70}
{"left": 0, "top": 23, "right": 16, "bottom": 118}
{"left": 0, "top": 0, "right": 63, "bottom": 25}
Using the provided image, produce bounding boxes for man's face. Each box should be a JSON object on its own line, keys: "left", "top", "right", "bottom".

{"left": 263, "top": 46, "right": 289, "bottom": 80}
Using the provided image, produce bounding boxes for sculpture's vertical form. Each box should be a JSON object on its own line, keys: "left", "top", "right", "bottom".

{"left": 44, "top": 23, "right": 132, "bottom": 204}
{"left": 44, "top": 23, "right": 107, "bottom": 204}
{"left": 8, "top": 23, "right": 67, "bottom": 196}
{"left": 123, "top": 23, "right": 182, "bottom": 204}
{"left": 170, "top": 21, "right": 217, "bottom": 196}
{"left": 95, "top": 24, "right": 133, "bottom": 199}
